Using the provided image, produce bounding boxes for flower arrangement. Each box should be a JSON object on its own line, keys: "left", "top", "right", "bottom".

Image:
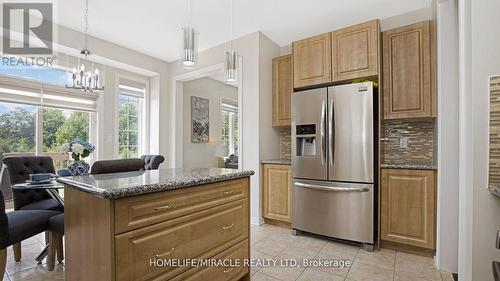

{"left": 60, "top": 140, "right": 95, "bottom": 161}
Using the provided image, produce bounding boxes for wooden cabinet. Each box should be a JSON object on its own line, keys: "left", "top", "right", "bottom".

{"left": 332, "top": 19, "right": 380, "bottom": 82}
{"left": 64, "top": 178, "right": 251, "bottom": 281}
{"left": 272, "top": 55, "right": 293, "bottom": 126}
{"left": 382, "top": 21, "right": 435, "bottom": 119}
{"left": 292, "top": 33, "right": 332, "bottom": 89}
{"left": 262, "top": 164, "right": 292, "bottom": 223}
{"left": 381, "top": 169, "right": 436, "bottom": 249}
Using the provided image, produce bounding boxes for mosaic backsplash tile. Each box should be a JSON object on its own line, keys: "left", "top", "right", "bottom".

{"left": 279, "top": 127, "right": 291, "bottom": 160}
{"left": 382, "top": 119, "right": 436, "bottom": 166}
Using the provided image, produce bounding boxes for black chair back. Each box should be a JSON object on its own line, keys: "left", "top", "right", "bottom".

{"left": 90, "top": 158, "right": 146, "bottom": 175}
{"left": 3, "top": 156, "right": 55, "bottom": 210}
{"left": 140, "top": 155, "right": 165, "bottom": 170}
{"left": 0, "top": 188, "right": 8, "bottom": 249}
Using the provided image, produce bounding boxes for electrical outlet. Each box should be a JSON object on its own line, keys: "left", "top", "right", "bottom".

{"left": 399, "top": 137, "right": 408, "bottom": 149}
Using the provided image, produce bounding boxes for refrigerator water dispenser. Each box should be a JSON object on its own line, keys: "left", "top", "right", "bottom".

{"left": 296, "top": 124, "right": 316, "bottom": 156}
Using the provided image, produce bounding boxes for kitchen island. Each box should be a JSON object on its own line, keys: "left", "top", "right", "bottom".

{"left": 57, "top": 168, "right": 254, "bottom": 281}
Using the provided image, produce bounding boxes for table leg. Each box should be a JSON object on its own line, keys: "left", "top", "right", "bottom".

{"left": 46, "top": 189, "right": 64, "bottom": 207}
{"left": 35, "top": 245, "right": 48, "bottom": 264}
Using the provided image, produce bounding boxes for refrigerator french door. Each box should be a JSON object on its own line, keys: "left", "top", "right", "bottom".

{"left": 291, "top": 82, "right": 375, "bottom": 247}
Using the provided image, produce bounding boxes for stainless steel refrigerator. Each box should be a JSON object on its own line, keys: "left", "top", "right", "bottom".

{"left": 291, "top": 82, "right": 375, "bottom": 249}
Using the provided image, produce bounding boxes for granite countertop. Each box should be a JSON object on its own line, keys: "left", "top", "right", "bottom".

{"left": 261, "top": 159, "right": 292, "bottom": 165}
{"left": 489, "top": 185, "right": 500, "bottom": 198}
{"left": 57, "top": 168, "right": 255, "bottom": 199}
{"left": 380, "top": 163, "right": 438, "bottom": 170}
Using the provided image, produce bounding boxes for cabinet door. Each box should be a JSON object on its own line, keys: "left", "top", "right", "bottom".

{"left": 381, "top": 169, "right": 436, "bottom": 249}
{"left": 262, "top": 164, "right": 292, "bottom": 222}
{"left": 293, "top": 33, "right": 332, "bottom": 89}
{"left": 332, "top": 19, "right": 380, "bottom": 82}
{"left": 383, "top": 21, "right": 433, "bottom": 119}
{"left": 272, "top": 55, "right": 292, "bottom": 126}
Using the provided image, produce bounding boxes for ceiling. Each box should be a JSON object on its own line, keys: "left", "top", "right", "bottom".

{"left": 56, "top": 0, "right": 431, "bottom": 62}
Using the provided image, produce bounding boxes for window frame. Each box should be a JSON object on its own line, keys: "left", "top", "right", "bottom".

{"left": 114, "top": 73, "right": 150, "bottom": 159}
{"left": 220, "top": 98, "right": 238, "bottom": 156}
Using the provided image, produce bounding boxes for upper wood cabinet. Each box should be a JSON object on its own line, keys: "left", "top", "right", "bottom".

{"left": 272, "top": 55, "right": 293, "bottom": 126}
{"left": 381, "top": 169, "right": 436, "bottom": 249}
{"left": 332, "top": 19, "right": 380, "bottom": 82}
{"left": 262, "top": 164, "right": 292, "bottom": 223}
{"left": 383, "top": 21, "right": 435, "bottom": 119}
{"left": 292, "top": 33, "right": 332, "bottom": 89}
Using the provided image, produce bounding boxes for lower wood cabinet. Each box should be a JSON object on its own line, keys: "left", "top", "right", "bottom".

{"left": 262, "top": 164, "right": 292, "bottom": 223}
{"left": 381, "top": 169, "right": 436, "bottom": 249}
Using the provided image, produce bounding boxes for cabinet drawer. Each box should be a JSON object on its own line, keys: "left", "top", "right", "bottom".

{"left": 115, "top": 178, "right": 249, "bottom": 234}
{"left": 115, "top": 199, "right": 249, "bottom": 281}
{"left": 171, "top": 239, "right": 249, "bottom": 281}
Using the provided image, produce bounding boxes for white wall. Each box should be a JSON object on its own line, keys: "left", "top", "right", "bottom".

{"left": 169, "top": 31, "right": 280, "bottom": 225}
{"left": 380, "top": 7, "right": 432, "bottom": 31}
{"left": 182, "top": 77, "right": 237, "bottom": 169}
{"left": 469, "top": 0, "right": 500, "bottom": 280}
{"left": 435, "top": 0, "right": 459, "bottom": 273}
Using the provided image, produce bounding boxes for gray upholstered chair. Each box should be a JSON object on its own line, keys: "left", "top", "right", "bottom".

{"left": 224, "top": 154, "right": 239, "bottom": 169}
{"left": 46, "top": 213, "right": 64, "bottom": 271}
{"left": 2, "top": 156, "right": 63, "bottom": 261}
{"left": 90, "top": 158, "right": 146, "bottom": 175}
{"left": 0, "top": 189, "right": 60, "bottom": 277}
{"left": 140, "top": 155, "right": 165, "bottom": 170}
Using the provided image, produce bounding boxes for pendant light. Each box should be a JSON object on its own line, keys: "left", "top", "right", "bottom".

{"left": 180, "top": 0, "right": 198, "bottom": 68}
{"left": 224, "top": 0, "right": 238, "bottom": 85}
{"left": 66, "top": 0, "right": 103, "bottom": 92}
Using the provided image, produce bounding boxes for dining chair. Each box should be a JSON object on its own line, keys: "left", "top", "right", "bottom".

{"left": 90, "top": 158, "right": 146, "bottom": 174}
{"left": 46, "top": 213, "right": 64, "bottom": 271}
{"left": 0, "top": 189, "right": 60, "bottom": 277}
{"left": 140, "top": 155, "right": 165, "bottom": 170}
{"left": 2, "top": 156, "right": 63, "bottom": 262}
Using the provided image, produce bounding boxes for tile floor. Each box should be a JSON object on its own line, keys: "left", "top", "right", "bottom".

{"left": 1, "top": 224, "right": 453, "bottom": 281}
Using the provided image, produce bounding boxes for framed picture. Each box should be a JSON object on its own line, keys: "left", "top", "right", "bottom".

{"left": 191, "top": 96, "right": 209, "bottom": 143}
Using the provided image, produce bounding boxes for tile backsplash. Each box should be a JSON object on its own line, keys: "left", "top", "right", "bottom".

{"left": 382, "top": 119, "right": 436, "bottom": 165}
{"left": 279, "top": 127, "right": 292, "bottom": 160}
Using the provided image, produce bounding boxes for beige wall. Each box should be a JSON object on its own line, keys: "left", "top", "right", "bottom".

{"left": 471, "top": 0, "right": 500, "bottom": 280}
{"left": 182, "top": 77, "right": 237, "bottom": 169}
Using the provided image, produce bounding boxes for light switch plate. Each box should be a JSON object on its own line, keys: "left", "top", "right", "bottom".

{"left": 399, "top": 137, "right": 408, "bottom": 149}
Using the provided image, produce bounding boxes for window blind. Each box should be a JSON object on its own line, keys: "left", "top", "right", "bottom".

{"left": 221, "top": 98, "right": 238, "bottom": 113}
{"left": 0, "top": 75, "right": 98, "bottom": 111}
{"left": 119, "top": 78, "right": 146, "bottom": 98}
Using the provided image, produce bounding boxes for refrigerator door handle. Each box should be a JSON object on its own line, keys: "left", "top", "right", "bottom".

{"left": 295, "top": 182, "right": 369, "bottom": 192}
{"left": 329, "top": 98, "right": 335, "bottom": 166}
{"left": 321, "top": 100, "right": 326, "bottom": 164}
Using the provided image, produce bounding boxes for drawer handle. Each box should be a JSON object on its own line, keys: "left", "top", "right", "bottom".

{"left": 155, "top": 247, "right": 175, "bottom": 258}
{"left": 222, "top": 190, "right": 235, "bottom": 196}
{"left": 223, "top": 267, "right": 234, "bottom": 274}
{"left": 155, "top": 202, "right": 176, "bottom": 211}
{"left": 221, "top": 223, "right": 235, "bottom": 231}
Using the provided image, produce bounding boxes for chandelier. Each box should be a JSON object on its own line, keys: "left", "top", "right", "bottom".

{"left": 66, "top": 0, "right": 103, "bottom": 92}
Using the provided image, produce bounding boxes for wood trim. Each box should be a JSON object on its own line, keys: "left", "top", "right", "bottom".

{"left": 380, "top": 240, "right": 435, "bottom": 257}
{"left": 65, "top": 187, "right": 115, "bottom": 281}
{"left": 293, "top": 32, "right": 332, "bottom": 88}
{"left": 263, "top": 218, "right": 291, "bottom": 229}
{"left": 262, "top": 164, "right": 292, "bottom": 223}
{"left": 272, "top": 55, "right": 292, "bottom": 127}
{"left": 382, "top": 21, "right": 433, "bottom": 119}
{"left": 332, "top": 19, "right": 380, "bottom": 82}
{"left": 381, "top": 169, "right": 436, "bottom": 249}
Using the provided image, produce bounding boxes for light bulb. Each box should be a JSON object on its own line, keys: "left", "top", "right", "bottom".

{"left": 72, "top": 67, "right": 77, "bottom": 74}
{"left": 94, "top": 68, "right": 99, "bottom": 75}
{"left": 80, "top": 64, "right": 85, "bottom": 71}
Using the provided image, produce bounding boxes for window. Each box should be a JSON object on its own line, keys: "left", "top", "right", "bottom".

{"left": 220, "top": 99, "right": 238, "bottom": 155}
{"left": 117, "top": 79, "right": 146, "bottom": 159}
{"left": 0, "top": 69, "right": 98, "bottom": 162}
{"left": 0, "top": 102, "right": 36, "bottom": 162}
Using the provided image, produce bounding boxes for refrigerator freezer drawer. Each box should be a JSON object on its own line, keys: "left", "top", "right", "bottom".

{"left": 292, "top": 179, "right": 374, "bottom": 244}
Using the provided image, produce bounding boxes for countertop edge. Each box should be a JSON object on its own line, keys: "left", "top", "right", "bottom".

{"left": 261, "top": 160, "right": 292, "bottom": 165}
{"left": 57, "top": 170, "right": 255, "bottom": 199}
{"left": 380, "top": 164, "right": 438, "bottom": 170}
